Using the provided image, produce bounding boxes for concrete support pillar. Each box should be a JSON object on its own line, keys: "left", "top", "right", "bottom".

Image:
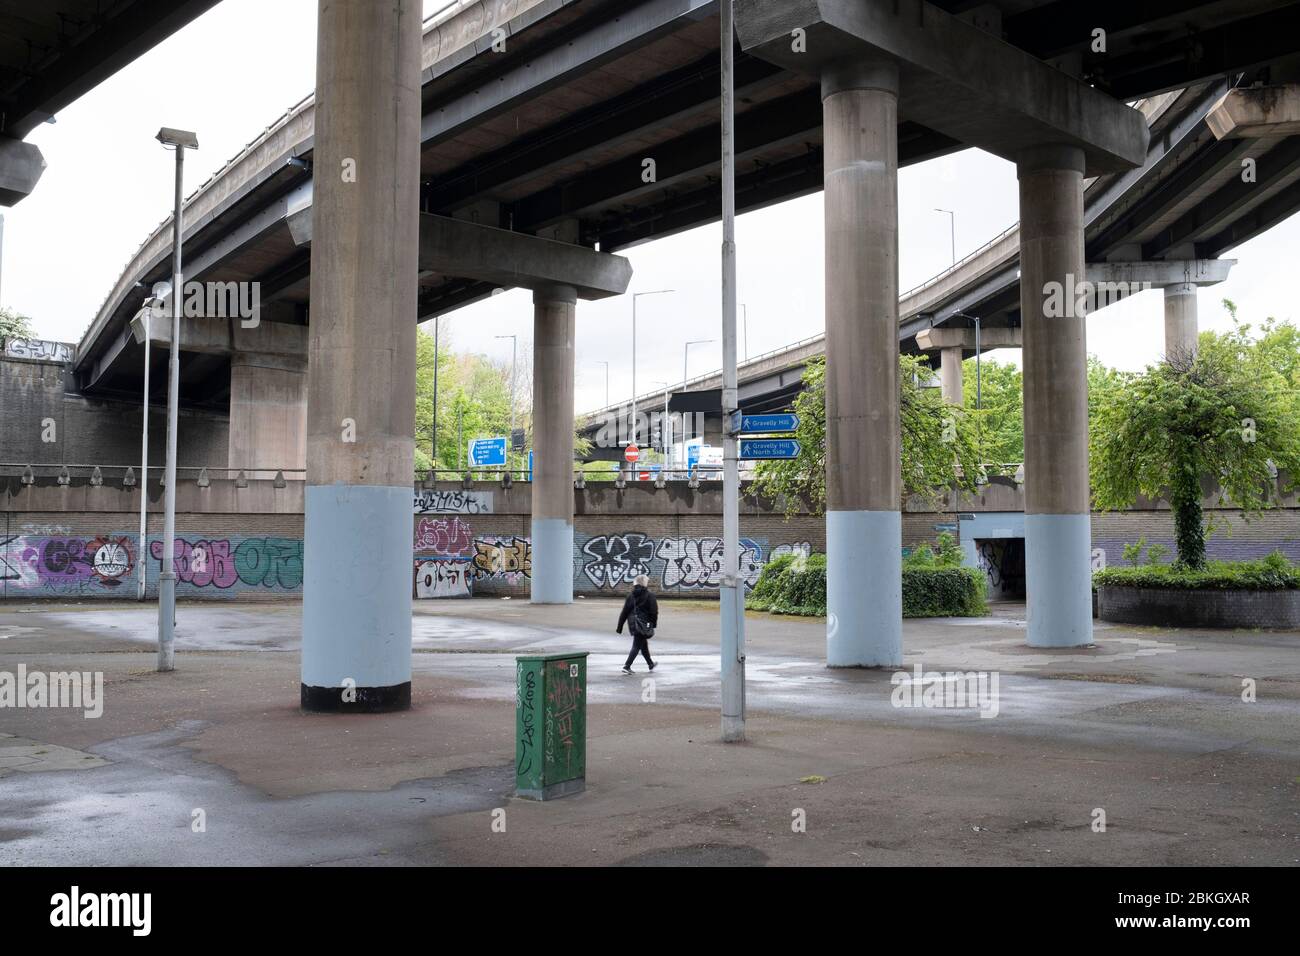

{"left": 821, "top": 58, "right": 902, "bottom": 668}
{"left": 531, "top": 284, "right": 577, "bottom": 604}
{"left": 939, "top": 346, "right": 964, "bottom": 404}
{"left": 301, "top": 0, "right": 421, "bottom": 712}
{"left": 228, "top": 354, "right": 306, "bottom": 478}
{"left": 1018, "top": 144, "right": 1092, "bottom": 649}
{"left": 1163, "top": 282, "right": 1198, "bottom": 359}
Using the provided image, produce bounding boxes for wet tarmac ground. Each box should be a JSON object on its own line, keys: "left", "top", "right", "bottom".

{"left": 2, "top": 599, "right": 1299, "bottom": 865}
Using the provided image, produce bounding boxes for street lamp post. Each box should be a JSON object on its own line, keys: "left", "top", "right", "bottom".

{"left": 935, "top": 208, "right": 956, "bottom": 266}
{"left": 155, "top": 126, "right": 198, "bottom": 673}
{"left": 720, "top": 0, "right": 745, "bottom": 742}
{"left": 496, "top": 333, "right": 517, "bottom": 472}
{"left": 681, "top": 338, "right": 715, "bottom": 469}
{"left": 630, "top": 289, "right": 674, "bottom": 455}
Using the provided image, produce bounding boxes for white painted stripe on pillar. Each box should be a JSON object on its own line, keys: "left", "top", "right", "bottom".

{"left": 1025, "top": 512, "right": 1094, "bottom": 648}
{"left": 826, "top": 509, "right": 902, "bottom": 667}
{"left": 530, "top": 517, "right": 574, "bottom": 604}
{"left": 302, "top": 484, "right": 413, "bottom": 688}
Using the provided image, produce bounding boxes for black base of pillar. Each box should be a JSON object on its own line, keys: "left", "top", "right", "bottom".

{"left": 300, "top": 682, "right": 411, "bottom": 713}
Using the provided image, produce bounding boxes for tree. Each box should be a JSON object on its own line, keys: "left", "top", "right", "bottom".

{"left": 1091, "top": 320, "right": 1300, "bottom": 568}
{"left": 412, "top": 325, "right": 589, "bottom": 478}
{"left": 0, "top": 306, "right": 35, "bottom": 341}
{"left": 960, "top": 357, "right": 1024, "bottom": 466}
{"left": 752, "top": 354, "right": 982, "bottom": 516}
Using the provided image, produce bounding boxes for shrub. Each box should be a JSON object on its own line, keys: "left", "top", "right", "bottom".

{"left": 902, "top": 566, "right": 988, "bottom": 617}
{"left": 1093, "top": 551, "right": 1300, "bottom": 591}
{"left": 749, "top": 550, "right": 987, "bottom": 618}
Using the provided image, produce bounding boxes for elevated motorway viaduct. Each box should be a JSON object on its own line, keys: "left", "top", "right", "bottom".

{"left": 62, "top": 0, "right": 1300, "bottom": 705}
{"left": 0, "top": 1, "right": 220, "bottom": 205}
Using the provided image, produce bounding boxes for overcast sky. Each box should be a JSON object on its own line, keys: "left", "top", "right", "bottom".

{"left": 4, "top": 0, "right": 1298, "bottom": 416}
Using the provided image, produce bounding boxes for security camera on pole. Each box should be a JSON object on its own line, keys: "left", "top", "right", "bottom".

{"left": 155, "top": 126, "right": 198, "bottom": 672}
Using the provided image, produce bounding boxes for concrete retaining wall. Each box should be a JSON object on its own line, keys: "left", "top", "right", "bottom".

{"left": 1098, "top": 585, "right": 1300, "bottom": 629}
{"left": 2, "top": 477, "right": 1298, "bottom": 601}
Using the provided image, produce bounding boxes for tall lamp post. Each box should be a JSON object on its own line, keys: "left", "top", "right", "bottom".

{"left": 630, "top": 289, "right": 674, "bottom": 451}
{"left": 155, "top": 127, "right": 198, "bottom": 673}
{"left": 496, "top": 333, "right": 517, "bottom": 472}
{"left": 953, "top": 310, "right": 983, "bottom": 462}
{"left": 681, "top": 338, "right": 715, "bottom": 469}
{"left": 128, "top": 285, "right": 168, "bottom": 601}
{"left": 720, "top": 0, "right": 745, "bottom": 742}
{"left": 935, "top": 208, "right": 956, "bottom": 266}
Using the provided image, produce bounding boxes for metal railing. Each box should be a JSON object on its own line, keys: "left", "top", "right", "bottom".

{"left": 0, "top": 463, "right": 305, "bottom": 488}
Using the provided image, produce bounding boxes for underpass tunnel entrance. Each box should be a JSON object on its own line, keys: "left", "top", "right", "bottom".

{"left": 957, "top": 512, "right": 1028, "bottom": 602}
{"left": 975, "top": 537, "right": 1026, "bottom": 600}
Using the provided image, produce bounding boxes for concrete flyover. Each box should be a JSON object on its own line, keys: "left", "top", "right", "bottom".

{"left": 586, "top": 63, "right": 1300, "bottom": 435}
{"left": 0, "top": 0, "right": 221, "bottom": 205}
{"left": 63, "top": 0, "right": 1300, "bottom": 672}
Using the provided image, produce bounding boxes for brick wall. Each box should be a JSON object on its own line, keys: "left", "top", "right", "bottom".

{"left": 3, "top": 480, "right": 1299, "bottom": 602}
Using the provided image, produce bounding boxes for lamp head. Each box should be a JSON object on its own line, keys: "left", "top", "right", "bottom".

{"left": 156, "top": 127, "right": 199, "bottom": 149}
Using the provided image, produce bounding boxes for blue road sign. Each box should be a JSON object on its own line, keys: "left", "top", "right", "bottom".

{"left": 740, "top": 413, "right": 799, "bottom": 434}
{"left": 528, "top": 449, "right": 534, "bottom": 480}
{"left": 687, "top": 444, "right": 701, "bottom": 471}
{"left": 469, "top": 436, "right": 507, "bottom": 467}
{"left": 740, "top": 439, "right": 801, "bottom": 460}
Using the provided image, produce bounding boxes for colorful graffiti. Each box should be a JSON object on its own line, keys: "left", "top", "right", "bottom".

{"left": 413, "top": 490, "right": 493, "bottom": 515}
{"left": 414, "top": 559, "right": 472, "bottom": 598}
{"left": 576, "top": 533, "right": 779, "bottom": 592}
{"left": 414, "top": 517, "right": 474, "bottom": 556}
{"left": 0, "top": 535, "right": 134, "bottom": 594}
{"left": 471, "top": 536, "right": 532, "bottom": 582}
{"left": 149, "top": 536, "right": 304, "bottom": 591}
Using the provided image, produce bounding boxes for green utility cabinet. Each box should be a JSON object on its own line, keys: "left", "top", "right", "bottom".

{"left": 515, "top": 652, "right": 587, "bottom": 800}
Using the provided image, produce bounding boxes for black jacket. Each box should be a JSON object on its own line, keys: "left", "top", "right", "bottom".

{"left": 617, "top": 585, "right": 659, "bottom": 635}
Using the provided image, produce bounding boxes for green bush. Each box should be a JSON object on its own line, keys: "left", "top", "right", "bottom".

{"left": 1093, "top": 551, "right": 1300, "bottom": 590}
{"left": 902, "top": 566, "right": 988, "bottom": 617}
{"left": 749, "top": 549, "right": 988, "bottom": 618}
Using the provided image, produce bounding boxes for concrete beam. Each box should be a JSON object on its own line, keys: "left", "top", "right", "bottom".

{"left": 418, "top": 214, "right": 632, "bottom": 300}
{"left": 288, "top": 201, "right": 631, "bottom": 300}
{"left": 1207, "top": 84, "right": 1300, "bottom": 140}
{"left": 1085, "top": 259, "right": 1235, "bottom": 288}
{"left": 0, "top": 138, "right": 47, "bottom": 206}
{"left": 734, "top": 0, "right": 1148, "bottom": 174}
{"left": 915, "top": 327, "right": 1022, "bottom": 350}
{"left": 142, "top": 314, "right": 307, "bottom": 357}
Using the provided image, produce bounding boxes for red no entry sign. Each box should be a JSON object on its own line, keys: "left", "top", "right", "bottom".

{"left": 624, "top": 444, "right": 640, "bottom": 463}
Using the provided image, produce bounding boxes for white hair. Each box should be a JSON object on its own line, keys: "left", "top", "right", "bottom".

{"left": 634, "top": 574, "right": 650, "bottom": 587}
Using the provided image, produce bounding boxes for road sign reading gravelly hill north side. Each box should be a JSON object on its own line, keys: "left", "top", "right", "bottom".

{"left": 739, "top": 438, "right": 800, "bottom": 460}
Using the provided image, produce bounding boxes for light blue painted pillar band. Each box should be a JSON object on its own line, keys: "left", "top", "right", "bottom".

{"left": 302, "top": 484, "right": 413, "bottom": 701}
{"left": 826, "top": 509, "right": 902, "bottom": 667}
{"left": 1025, "top": 512, "right": 1094, "bottom": 647}
{"left": 531, "top": 517, "right": 574, "bottom": 604}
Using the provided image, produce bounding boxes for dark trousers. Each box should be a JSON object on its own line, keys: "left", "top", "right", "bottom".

{"left": 624, "top": 634, "right": 653, "bottom": 669}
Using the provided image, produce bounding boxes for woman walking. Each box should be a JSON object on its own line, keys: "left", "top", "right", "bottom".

{"left": 617, "top": 574, "right": 659, "bottom": 674}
